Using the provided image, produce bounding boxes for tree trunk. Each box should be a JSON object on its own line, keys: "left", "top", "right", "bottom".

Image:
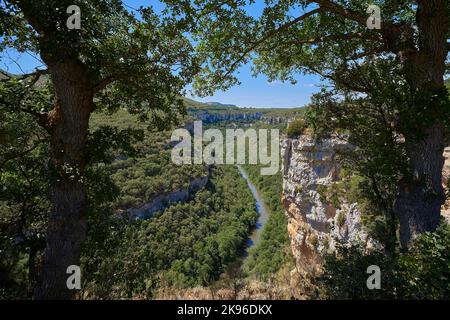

{"left": 395, "top": 124, "right": 446, "bottom": 247}
{"left": 34, "top": 58, "right": 93, "bottom": 299}
{"left": 393, "top": 0, "right": 448, "bottom": 248}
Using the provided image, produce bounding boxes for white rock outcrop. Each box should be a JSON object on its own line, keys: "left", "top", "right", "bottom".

{"left": 282, "top": 136, "right": 450, "bottom": 279}
{"left": 281, "top": 135, "right": 370, "bottom": 277}
{"left": 442, "top": 147, "right": 450, "bottom": 222}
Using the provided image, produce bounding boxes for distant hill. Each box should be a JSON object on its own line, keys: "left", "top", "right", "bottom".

{"left": 182, "top": 97, "right": 240, "bottom": 112}
{"left": 0, "top": 70, "right": 13, "bottom": 80}
{"left": 205, "top": 102, "right": 238, "bottom": 108}
{"left": 1, "top": 69, "right": 303, "bottom": 120}
{"left": 182, "top": 96, "right": 304, "bottom": 126}
{"left": 0, "top": 69, "right": 49, "bottom": 87}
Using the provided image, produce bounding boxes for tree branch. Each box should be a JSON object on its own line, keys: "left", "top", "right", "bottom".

{"left": 313, "top": 0, "right": 369, "bottom": 26}
{"left": 275, "top": 32, "right": 382, "bottom": 50}
{"left": 312, "top": 0, "right": 405, "bottom": 50}
{"left": 0, "top": 69, "right": 49, "bottom": 83}
{"left": 223, "top": 8, "right": 323, "bottom": 78}
{"left": 93, "top": 76, "right": 116, "bottom": 93}
{"left": 222, "top": 1, "right": 392, "bottom": 79}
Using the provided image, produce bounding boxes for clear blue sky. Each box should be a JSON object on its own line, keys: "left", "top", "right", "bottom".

{"left": 0, "top": 0, "right": 322, "bottom": 109}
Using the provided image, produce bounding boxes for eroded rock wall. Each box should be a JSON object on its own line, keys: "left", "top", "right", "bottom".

{"left": 281, "top": 136, "right": 450, "bottom": 283}
{"left": 442, "top": 147, "right": 450, "bottom": 222}
{"left": 281, "top": 136, "right": 370, "bottom": 278}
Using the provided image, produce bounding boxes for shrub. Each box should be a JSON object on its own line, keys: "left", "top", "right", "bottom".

{"left": 316, "top": 222, "right": 450, "bottom": 299}
{"left": 336, "top": 212, "right": 346, "bottom": 228}
{"left": 286, "top": 119, "right": 307, "bottom": 138}
{"left": 294, "top": 185, "right": 304, "bottom": 194}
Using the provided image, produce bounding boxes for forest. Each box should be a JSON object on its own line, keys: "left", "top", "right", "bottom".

{"left": 82, "top": 165, "right": 258, "bottom": 299}
{"left": 1, "top": 0, "right": 449, "bottom": 301}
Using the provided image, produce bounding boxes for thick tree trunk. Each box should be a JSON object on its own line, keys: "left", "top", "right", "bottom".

{"left": 394, "top": 125, "right": 446, "bottom": 247}
{"left": 34, "top": 59, "right": 93, "bottom": 299}
{"left": 393, "top": 0, "right": 448, "bottom": 248}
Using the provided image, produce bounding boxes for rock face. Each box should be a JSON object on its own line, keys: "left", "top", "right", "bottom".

{"left": 261, "top": 115, "right": 296, "bottom": 125}
{"left": 188, "top": 110, "right": 298, "bottom": 125}
{"left": 442, "top": 147, "right": 450, "bottom": 222}
{"left": 281, "top": 136, "right": 450, "bottom": 283}
{"left": 281, "top": 135, "right": 370, "bottom": 278}
{"left": 128, "top": 175, "right": 209, "bottom": 220}
{"left": 191, "top": 111, "right": 264, "bottom": 124}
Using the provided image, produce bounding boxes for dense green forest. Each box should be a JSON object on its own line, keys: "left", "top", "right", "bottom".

{"left": 242, "top": 163, "right": 293, "bottom": 281}
{"left": 82, "top": 165, "right": 257, "bottom": 299}
{"left": 1, "top": 107, "right": 262, "bottom": 298}
{"left": 90, "top": 110, "right": 208, "bottom": 209}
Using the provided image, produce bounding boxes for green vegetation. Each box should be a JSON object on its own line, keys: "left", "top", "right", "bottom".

{"left": 90, "top": 110, "right": 208, "bottom": 209}
{"left": 185, "top": 96, "right": 304, "bottom": 117}
{"left": 82, "top": 165, "right": 257, "bottom": 298}
{"left": 242, "top": 163, "right": 293, "bottom": 281}
{"left": 1, "top": 104, "right": 263, "bottom": 299}
{"left": 1, "top": 0, "right": 200, "bottom": 299}
{"left": 0, "top": 112, "right": 50, "bottom": 299}
{"left": 1, "top": 0, "right": 449, "bottom": 301}
{"left": 185, "top": 0, "right": 449, "bottom": 251}
{"left": 286, "top": 119, "right": 307, "bottom": 138}
{"left": 317, "top": 222, "right": 450, "bottom": 299}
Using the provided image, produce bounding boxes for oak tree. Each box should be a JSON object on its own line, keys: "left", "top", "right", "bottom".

{"left": 1, "top": 0, "right": 198, "bottom": 299}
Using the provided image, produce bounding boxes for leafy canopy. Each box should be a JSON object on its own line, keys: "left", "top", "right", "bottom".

{"left": 1, "top": 0, "right": 200, "bottom": 126}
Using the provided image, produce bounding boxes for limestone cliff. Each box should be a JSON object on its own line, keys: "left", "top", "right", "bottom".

{"left": 188, "top": 110, "right": 297, "bottom": 125}
{"left": 192, "top": 111, "right": 264, "bottom": 124}
{"left": 281, "top": 136, "right": 450, "bottom": 284}
{"left": 281, "top": 135, "right": 370, "bottom": 279}
{"left": 442, "top": 147, "right": 450, "bottom": 222}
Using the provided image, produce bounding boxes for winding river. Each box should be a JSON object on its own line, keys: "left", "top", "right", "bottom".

{"left": 237, "top": 165, "right": 270, "bottom": 255}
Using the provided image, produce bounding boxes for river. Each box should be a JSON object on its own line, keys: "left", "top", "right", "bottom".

{"left": 237, "top": 165, "right": 270, "bottom": 255}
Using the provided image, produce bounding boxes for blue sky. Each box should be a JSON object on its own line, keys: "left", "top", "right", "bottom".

{"left": 0, "top": 0, "right": 322, "bottom": 109}
{"left": 127, "top": 0, "right": 323, "bottom": 108}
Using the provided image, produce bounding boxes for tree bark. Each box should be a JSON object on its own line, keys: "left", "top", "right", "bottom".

{"left": 34, "top": 58, "right": 93, "bottom": 299}
{"left": 393, "top": 0, "right": 448, "bottom": 248}
{"left": 395, "top": 125, "right": 446, "bottom": 247}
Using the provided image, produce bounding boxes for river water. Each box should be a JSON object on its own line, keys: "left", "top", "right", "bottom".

{"left": 237, "top": 165, "right": 270, "bottom": 255}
